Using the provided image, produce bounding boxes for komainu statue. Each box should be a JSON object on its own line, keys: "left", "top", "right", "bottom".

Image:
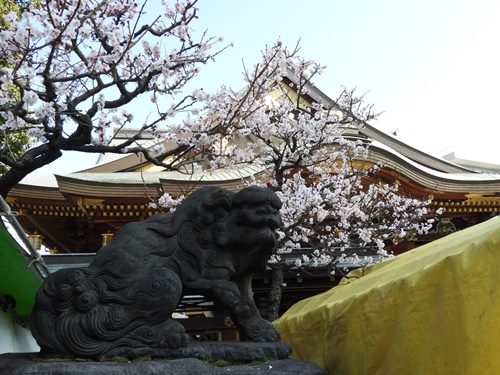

{"left": 30, "top": 186, "right": 283, "bottom": 358}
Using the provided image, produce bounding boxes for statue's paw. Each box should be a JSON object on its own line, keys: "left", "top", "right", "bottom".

{"left": 243, "top": 318, "right": 281, "bottom": 342}
{"left": 212, "top": 282, "right": 240, "bottom": 308}
{"left": 263, "top": 326, "right": 281, "bottom": 342}
{"left": 255, "top": 325, "right": 280, "bottom": 342}
{"left": 159, "top": 331, "right": 191, "bottom": 350}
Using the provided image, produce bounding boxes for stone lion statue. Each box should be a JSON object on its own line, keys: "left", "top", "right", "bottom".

{"left": 31, "top": 186, "right": 283, "bottom": 358}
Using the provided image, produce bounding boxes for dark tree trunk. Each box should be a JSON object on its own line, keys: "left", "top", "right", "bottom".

{"left": 0, "top": 145, "right": 63, "bottom": 198}
{"left": 267, "top": 265, "right": 285, "bottom": 322}
{"left": 0, "top": 169, "right": 33, "bottom": 198}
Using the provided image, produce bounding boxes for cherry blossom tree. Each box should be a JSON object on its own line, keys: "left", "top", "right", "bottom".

{"left": 0, "top": 0, "right": 36, "bottom": 175}
{"left": 157, "top": 42, "right": 439, "bottom": 321}
{"left": 1, "top": 0, "right": 439, "bottom": 321}
{"left": 0, "top": 0, "right": 227, "bottom": 196}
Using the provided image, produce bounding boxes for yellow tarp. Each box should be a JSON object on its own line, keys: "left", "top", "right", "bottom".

{"left": 274, "top": 217, "right": 500, "bottom": 375}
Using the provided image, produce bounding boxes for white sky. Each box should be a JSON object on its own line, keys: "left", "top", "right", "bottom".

{"left": 36, "top": 0, "right": 500, "bottom": 174}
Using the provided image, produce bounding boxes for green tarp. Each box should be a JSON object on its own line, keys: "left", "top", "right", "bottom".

{"left": 0, "top": 220, "right": 42, "bottom": 322}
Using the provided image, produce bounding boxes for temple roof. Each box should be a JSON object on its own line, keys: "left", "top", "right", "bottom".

{"left": 13, "top": 124, "right": 500, "bottom": 199}
{"left": 7, "top": 78, "right": 500, "bottom": 254}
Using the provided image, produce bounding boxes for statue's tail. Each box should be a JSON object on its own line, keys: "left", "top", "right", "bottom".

{"left": 30, "top": 267, "right": 184, "bottom": 358}
{"left": 30, "top": 268, "right": 138, "bottom": 357}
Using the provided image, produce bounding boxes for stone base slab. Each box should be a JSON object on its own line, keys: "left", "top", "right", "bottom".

{"left": 0, "top": 352, "right": 324, "bottom": 375}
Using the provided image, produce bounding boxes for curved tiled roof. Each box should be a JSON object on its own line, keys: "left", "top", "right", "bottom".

{"left": 13, "top": 139, "right": 500, "bottom": 200}
{"left": 367, "top": 141, "right": 500, "bottom": 193}
{"left": 360, "top": 123, "right": 473, "bottom": 174}
{"left": 10, "top": 76, "right": 500, "bottom": 199}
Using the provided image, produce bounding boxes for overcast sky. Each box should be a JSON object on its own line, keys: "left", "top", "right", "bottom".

{"left": 36, "top": 0, "right": 500, "bottom": 174}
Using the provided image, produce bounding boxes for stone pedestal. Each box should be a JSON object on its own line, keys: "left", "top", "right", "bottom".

{"left": 0, "top": 351, "right": 324, "bottom": 375}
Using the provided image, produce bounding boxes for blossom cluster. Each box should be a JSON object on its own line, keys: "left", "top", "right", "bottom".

{"left": 0, "top": 0, "right": 221, "bottom": 162}
{"left": 156, "top": 42, "right": 437, "bottom": 273}
{"left": 149, "top": 192, "right": 184, "bottom": 212}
